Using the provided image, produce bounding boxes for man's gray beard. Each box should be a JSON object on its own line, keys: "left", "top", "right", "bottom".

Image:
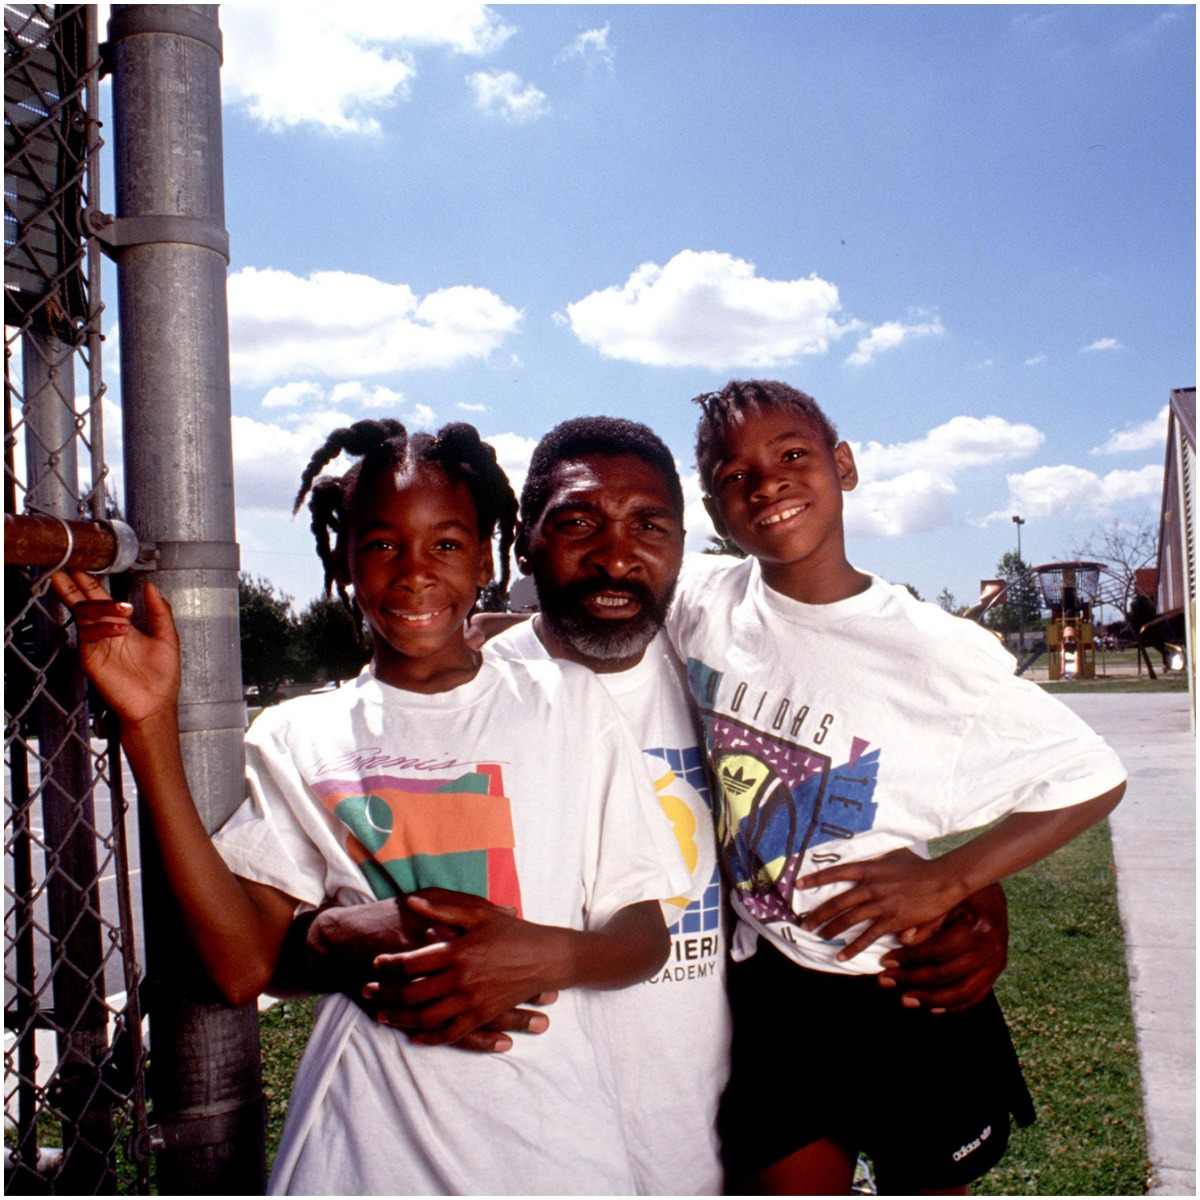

{"left": 548, "top": 608, "right": 661, "bottom": 662}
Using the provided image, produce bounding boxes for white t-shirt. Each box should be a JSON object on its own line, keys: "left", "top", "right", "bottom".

{"left": 667, "top": 554, "right": 1128, "bottom": 976}
{"left": 488, "top": 624, "right": 731, "bottom": 1195}
{"left": 214, "top": 657, "right": 689, "bottom": 1196}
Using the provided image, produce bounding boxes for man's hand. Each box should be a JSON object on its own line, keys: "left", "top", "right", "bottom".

{"left": 276, "top": 894, "right": 558, "bottom": 1053}
{"left": 877, "top": 883, "right": 1009, "bottom": 1014}
{"left": 368, "top": 889, "right": 573, "bottom": 1048}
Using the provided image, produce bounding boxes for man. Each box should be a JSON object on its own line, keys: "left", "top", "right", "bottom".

{"left": 283, "top": 416, "right": 1010, "bottom": 1194}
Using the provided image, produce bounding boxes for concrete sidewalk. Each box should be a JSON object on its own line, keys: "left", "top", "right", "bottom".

{"left": 1058, "top": 692, "right": 1195, "bottom": 1196}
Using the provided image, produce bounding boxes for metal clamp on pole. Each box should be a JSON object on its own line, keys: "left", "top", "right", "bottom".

{"left": 84, "top": 210, "right": 230, "bottom": 262}
{"left": 153, "top": 540, "right": 241, "bottom": 572}
{"left": 131, "top": 1096, "right": 264, "bottom": 1161}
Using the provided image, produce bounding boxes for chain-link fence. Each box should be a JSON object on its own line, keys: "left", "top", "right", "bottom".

{"left": 5, "top": 5, "right": 150, "bottom": 1192}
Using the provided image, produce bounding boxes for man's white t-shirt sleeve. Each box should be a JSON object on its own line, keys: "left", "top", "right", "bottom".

{"left": 946, "top": 674, "right": 1128, "bottom": 832}
{"left": 582, "top": 714, "right": 691, "bottom": 928}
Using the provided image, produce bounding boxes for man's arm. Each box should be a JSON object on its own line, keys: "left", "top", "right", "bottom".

{"left": 365, "top": 890, "right": 670, "bottom": 1047}
{"left": 878, "top": 882, "right": 1008, "bottom": 1014}
{"left": 272, "top": 898, "right": 561, "bottom": 1053}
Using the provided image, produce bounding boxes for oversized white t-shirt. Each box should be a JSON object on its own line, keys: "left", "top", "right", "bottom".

{"left": 666, "top": 554, "right": 1128, "bottom": 976}
{"left": 488, "top": 624, "right": 731, "bottom": 1195}
{"left": 213, "top": 656, "right": 689, "bottom": 1196}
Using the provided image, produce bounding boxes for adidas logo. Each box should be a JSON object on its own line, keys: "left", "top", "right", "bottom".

{"left": 721, "top": 764, "right": 754, "bottom": 796}
{"left": 951, "top": 1125, "right": 992, "bottom": 1162}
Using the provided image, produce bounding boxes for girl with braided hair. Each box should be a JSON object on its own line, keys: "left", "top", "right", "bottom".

{"left": 51, "top": 418, "right": 686, "bottom": 1194}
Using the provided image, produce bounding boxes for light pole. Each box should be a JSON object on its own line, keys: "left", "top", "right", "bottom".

{"left": 1012, "top": 515, "right": 1026, "bottom": 654}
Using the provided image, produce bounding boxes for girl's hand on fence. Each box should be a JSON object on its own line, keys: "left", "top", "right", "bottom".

{"left": 50, "top": 570, "right": 181, "bottom": 727}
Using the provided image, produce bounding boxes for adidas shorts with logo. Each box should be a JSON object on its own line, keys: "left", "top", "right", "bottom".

{"left": 717, "top": 938, "right": 1036, "bottom": 1192}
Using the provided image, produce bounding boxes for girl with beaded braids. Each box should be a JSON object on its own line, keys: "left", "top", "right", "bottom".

{"left": 50, "top": 418, "right": 687, "bottom": 1194}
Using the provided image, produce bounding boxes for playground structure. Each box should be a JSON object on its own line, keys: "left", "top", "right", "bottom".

{"left": 966, "top": 560, "right": 1162, "bottom": 680}
{"left": 1032, "top": 561, "right": 1104, "bottom": 681}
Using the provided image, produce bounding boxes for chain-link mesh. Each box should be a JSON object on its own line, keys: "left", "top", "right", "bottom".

{"left": 5, "top": 5, "right": 149, "bottom": 1192}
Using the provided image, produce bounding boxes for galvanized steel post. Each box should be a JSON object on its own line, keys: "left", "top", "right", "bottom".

{"left": 107, "top": 5, "right": 264, "bottom": 1191}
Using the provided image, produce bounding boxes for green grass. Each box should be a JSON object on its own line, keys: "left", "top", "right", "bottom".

{"left": 253, "top": 824, "right": 1149, "bottom": 1194}
{"left": 941, "top": 821, "right": 1150, "bottom": 1195}
{"left": 1041, "top": 675, "right": 1188, "bottom": 694}
{"left": 259, "top": 996, "right": 317, "bottom": 1164}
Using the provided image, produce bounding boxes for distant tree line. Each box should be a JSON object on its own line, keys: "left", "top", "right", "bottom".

{"left": 238, "top": 574, "right": 370, "bottom": 703}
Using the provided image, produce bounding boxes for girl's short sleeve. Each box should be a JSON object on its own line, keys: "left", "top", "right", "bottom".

{"left": 946, "top": 675, "right": 1127, "bottom": 832}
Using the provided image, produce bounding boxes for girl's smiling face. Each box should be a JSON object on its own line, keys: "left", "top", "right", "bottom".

{"left": 342, "top": 463, "right": 492, "bottom": 691}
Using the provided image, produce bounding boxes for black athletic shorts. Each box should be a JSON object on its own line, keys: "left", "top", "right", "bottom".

{"left": 718, "top": 939, "right": 1036, "bottom": 1193}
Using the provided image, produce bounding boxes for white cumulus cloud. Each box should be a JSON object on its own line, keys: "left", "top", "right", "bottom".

{"left": 228, "top": 267, "right": 522, "bottom": 386}
{"left": 467, "top": 70, "right": 549, "bottom": 123}
{"left": 845, "top": 316, "right": 945, "bottom": 367}
{"left": 1024, "top": 353, "right": 1047, "bottom": 366}
{"left": 844, "top": 471, "right": 958, "bottom": 538}
{"left": 485, "top": 431, "right": 540, "bottom": 502}
{"left": 221, "top": 2, "right": 513, "bottom": 134}
{"left": 681, "top": 469, "right": 718, "bottom": 552}
{"left": 851, "top": 416, "right": 1043, "bottom": 481}
{"left": 262, "top": 381, "right": 324, "bottom": 409}
{"left": 1090, "top": 406, "right": 1168, "bottom": 456}
{"left": 233, "top": 409, "right": 356, "bottom": 514}
{"left": 980, "top": 463, "right": 1163, "bottom": 524}
{"left": 457, "top": 401, "right": 490, "bottom": 413}
{"left": 1081, "top": 337, "right": 1122, "bottom": 353}
{"left": 557, "top": 24, "right": 613, "bottom": 69}
{"left": 565, "top": 250, "right": 857, "bottom": 369}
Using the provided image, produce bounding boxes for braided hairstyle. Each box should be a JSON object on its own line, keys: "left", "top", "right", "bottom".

{"left": 293, "top": 418, "right": 518, "bottom": 622}
{"left": 691, "top": 380, "right": 839, "bottom": 493}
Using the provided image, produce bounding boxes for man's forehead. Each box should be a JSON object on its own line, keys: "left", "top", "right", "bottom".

{"left": 545, "top": 453, "right": 675, "bottom": 504}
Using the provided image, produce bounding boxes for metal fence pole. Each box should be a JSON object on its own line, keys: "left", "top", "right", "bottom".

{"left": 107, "top": 6, "right": 263, "bottom": 1192}
{"left": 22, "top": 328, "right": 114, "bottom": 1193}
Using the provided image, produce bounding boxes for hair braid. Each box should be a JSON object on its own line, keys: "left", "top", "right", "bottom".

{"left": 293, "top": 415, "right": 518, "bottom": 618}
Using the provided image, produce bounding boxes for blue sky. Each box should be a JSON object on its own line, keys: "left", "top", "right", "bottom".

{"left": 99, "top": 4, "right": 1196, "bottom": 613}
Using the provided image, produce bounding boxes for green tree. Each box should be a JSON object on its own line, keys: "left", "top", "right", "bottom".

{"left": 899, "top": 582, "right": 923, "bottom": 602}
{"left": 293, "top": 596, "right": 370, "bottom": 684}
{"left": 1070, "top": 516, "right": 1157, "bottom": 625}
{"left": 239, "top": 574, "right": 297, "bottom": 703}
{"left": 936, "top": 587, "right": 958, "bottom": 614}
{"left": 984, "top": 552, "right": 1041, "bottom": 638}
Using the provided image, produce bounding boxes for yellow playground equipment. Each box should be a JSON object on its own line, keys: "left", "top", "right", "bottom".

{"left": 1032, "top": 561, "right": 1105, "bottom": 681}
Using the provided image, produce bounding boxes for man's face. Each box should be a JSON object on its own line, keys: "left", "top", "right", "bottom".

{"left": 521, "top": 453, "right": 684, "bottom": 670}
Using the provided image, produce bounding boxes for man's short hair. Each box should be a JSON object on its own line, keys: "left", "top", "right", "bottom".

{"left": 518, "top": 416, "right": 685, "bottom": 553}
{"left": 691, "top": 379, "right": 839, "bottom": 492}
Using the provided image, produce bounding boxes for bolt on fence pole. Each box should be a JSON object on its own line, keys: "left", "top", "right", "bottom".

{"left": 107, "top": 6, "right": 264, "bottom": 1192}
{"left": 22, "top": 328, "right": 115, "bottom": 1193}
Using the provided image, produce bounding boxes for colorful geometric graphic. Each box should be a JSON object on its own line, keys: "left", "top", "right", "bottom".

{"left": 309, "top": 763, "right": 522, "bottom": 914}
{"left": 645, "top": 744, "right": 723, "bottom": 935}
{"left": 685, "top": 658, "right": 880, "bottom": 924}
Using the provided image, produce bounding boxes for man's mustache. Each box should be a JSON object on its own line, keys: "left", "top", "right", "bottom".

{"left": 556, "top": 576, "right": 659, "bottom": 613}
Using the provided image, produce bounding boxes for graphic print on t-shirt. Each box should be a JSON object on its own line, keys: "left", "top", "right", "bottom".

{"left": 309, "top": 762, "right": 523, "bottom": 914}
{"left": 645, "top": 745, "right": 722, "bottom": 936}
{"left": 685, "top": 658, "right": 879, "bottom": 923}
